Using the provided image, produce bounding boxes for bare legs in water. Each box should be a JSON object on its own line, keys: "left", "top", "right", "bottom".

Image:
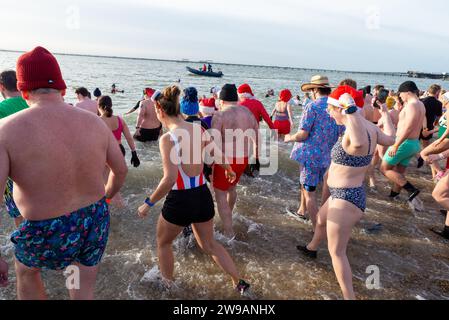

{"left": 215, "top": 186, "right": 237, "bottom": 238}
{"left": 156, "top": 215, "right": 242, "bottom": 287}
{"left": 304, "top": 199, "right": 363, "bottom": 300}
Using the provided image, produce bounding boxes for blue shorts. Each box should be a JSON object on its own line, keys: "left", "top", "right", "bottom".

{"left": 300, "top": 166, "right": 327, "bottom": 191}
{"left": 11, "top": 198, "right": 110, "bottom": 270}
{"left": 4, "top": 178, "right": 21, "bottom": 219}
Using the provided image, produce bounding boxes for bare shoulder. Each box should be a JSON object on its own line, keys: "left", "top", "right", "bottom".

{"left": 211, "top": 111, "right": 223, "bottom": 128}
{"left": 141, "top": 99, "right": 152, "bottom": 108}
{"left": 159, "top": 132, "right": 172, "bottom": 145}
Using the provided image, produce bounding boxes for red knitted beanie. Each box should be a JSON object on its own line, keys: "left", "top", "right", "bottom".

{"left": 16, "top": 46, "right": 67, "bottom": 92}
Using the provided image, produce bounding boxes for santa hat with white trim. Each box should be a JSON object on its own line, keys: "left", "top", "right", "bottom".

{"left": 328, "top": 85, "right": 364, "bottom": 109}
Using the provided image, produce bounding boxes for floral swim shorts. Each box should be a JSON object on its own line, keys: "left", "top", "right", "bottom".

{"left": 11, "top": 198, "right": 110, "bottom": 270}
{"left": 4, "top": 178, "right": 21, "bottom": 219}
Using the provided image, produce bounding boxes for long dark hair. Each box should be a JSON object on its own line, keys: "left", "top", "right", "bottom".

{"left": 98, "top": 95, "right": 113, "bottom": 117}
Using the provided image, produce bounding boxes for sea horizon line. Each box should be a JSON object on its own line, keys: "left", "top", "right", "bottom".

{"left": 0, "top": 48, "right": 409, "bottom": 77}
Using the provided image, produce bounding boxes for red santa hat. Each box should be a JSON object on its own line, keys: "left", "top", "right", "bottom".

{"left": 200, "top": 97, "right": 216, "bottom": 115}
{"left": 328, "top": 85, "right": 364, "bottom": 108}
{"left": 237, "top": 84, "right": 254, "bottom": 97}
{"left": 279, "top": 89, "right": 292, "bottom": 103}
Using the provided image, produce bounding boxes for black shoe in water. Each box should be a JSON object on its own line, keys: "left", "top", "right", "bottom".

{"left": 236, "top": 280, "right": 251, "bottom": 295}
{"left": 417, "top": 157, "right": 424, "bottom": 169}
{"left": 297, "top": 245, "right": 317, "bottom": 259}
{"left": 408, "top": 189, "right": 420, "bottom": 202}
{"left": 430, "top": 227, "right": 449, "bottom": 240}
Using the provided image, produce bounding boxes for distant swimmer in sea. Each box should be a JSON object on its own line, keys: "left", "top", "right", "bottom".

{"left": 134, "top": 88, "right": 162, "bottom": 142}
{"left": 98, "top": 95, "right": 140, "bottom": 207}
{"left": 271, "top": 89, "right": 294, "bottom": 139}
{"left": 74, "top": 87, "right": 98, "bottom": 114}
{"left": 265, "top": 89, "right": 275, "bottom": 98}
{"left": 298, "top": 89, "right": 395, "bottom": 300}
{"left": 0, "top": 47, "right": 128, "bottom": 299}
{"left": 111, "top": 83, "right": 124, "bottom": 94}
{"left": 0, "top": 69, "right": 29, "bottom": 228}
{"left": 93, "top": 87, "right": 102, "bottom": 100}
{"left": 137, "top": 86, "right": 251, "bottom": 295}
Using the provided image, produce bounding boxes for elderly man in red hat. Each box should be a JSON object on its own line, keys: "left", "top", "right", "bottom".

{"left": 0, "top": 47, "right": 128, "bottom": 299}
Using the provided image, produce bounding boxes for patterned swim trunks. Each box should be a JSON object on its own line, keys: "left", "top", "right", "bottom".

{"left": 11, "top": 198, "right": 110, "bottom": 270}
{"left": 4, "top": 178, "right": 21, "bottom": 219}
{"left": 299, "top": 166, "right": 327, "bottom": 189}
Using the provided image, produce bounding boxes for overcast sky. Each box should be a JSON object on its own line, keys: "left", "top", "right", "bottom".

{"left": 0, "top": 0, "right": 448, "bottom": 72}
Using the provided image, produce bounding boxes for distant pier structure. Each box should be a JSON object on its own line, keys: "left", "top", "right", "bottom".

{"left": 407, "top": 71, "right": 448, "bottom": 80}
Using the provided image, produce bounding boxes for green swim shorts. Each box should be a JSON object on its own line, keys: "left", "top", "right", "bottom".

{"left": 383, "top": 139, "right": 421, "bottom": 167}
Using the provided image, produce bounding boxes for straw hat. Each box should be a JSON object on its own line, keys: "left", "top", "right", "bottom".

{"left": 301, "top": 75, "right": 332, "bottom": 92}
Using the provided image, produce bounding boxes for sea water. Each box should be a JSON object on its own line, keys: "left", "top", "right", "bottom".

{"left": 0, "top": 51, "right": 448, "bottom": 300}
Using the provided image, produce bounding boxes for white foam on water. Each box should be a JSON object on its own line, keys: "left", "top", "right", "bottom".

{"left": 409, "top": 197, "right": 424, "bottom": 213}
{"left": 140, "top": 265, "right": 162, "bottom": 284}
{"left": 415, "top": 294, "right": 426, "bottom": 300}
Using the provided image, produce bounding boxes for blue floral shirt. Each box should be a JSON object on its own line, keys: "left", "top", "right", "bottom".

{"left": 290, "top": 97, "right": 345, "bottom": 168}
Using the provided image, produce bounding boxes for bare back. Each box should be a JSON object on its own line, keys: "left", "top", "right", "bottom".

{"left": 212, "top": 104, "right": 258, "bottom": 159}
{"left": 139, "top": 99, "right": 161, "bottom": 129}
{"left": 0, "top": 102, "right": 122, "bottom": 220}
{"left": 75, "top": 99, "right": 98, "bottom": 114}
{"left": 167, "top": 121, "right": 205, "bottom": 177}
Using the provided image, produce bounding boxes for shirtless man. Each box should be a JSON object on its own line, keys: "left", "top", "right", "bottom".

{"left": 75, "top": 87, "right": 98, "bottom": 114}
{"left": 0, "top": 47, "right": 128, "bottom": 299}
{"left": 362, "top": 86, "right": 375, "bottom": 123}
{"left": 211, "top": 84, "right": 258, "bottom": 238}
{"left": 134, "top": 88, "right": 162, "bottom": 142}
{"left": 381, "top": 81, "right": 425, "bottom": 203}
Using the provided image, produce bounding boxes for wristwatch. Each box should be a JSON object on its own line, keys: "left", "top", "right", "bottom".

{"left": 145, "top": 197, "right": 155, "bottom": 207}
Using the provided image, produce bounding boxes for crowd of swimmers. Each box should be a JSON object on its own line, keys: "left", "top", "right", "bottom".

{"left": 0, "top": 46, "right": 448, "bottom": 300}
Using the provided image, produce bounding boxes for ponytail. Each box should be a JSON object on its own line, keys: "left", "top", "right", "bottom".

{"left": 98, "top": 95, "right": 113, "bottom": 117}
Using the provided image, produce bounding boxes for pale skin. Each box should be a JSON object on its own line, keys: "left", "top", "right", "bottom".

{"left": 421, "top": 103, "right": 449, "bottom": 176}
{"left": 0, "top": 90, "right": 128, "bottom": 300}
{"left": 98, "top": 107, "right": 136, "bottom": 207}
{"left": 380, "top": 92, "right": 426, "bottom": 188}
{"left": 137, "top": 101, "right": 244, "bottom": 288}
{"left": 135, "top": 98, "right": 161, "bottom": 131}
{"left": 363, "top": 94, "right": 374, "bottom": 123}
{"left": 426, "top": 151, "right": 449, "bottom": 227}
{"left": 0, "top": 82, "right": 25, "bottom": 227}
{"left": 74, "top": 94, "right": 98, "bottom": 114}
{"left": 306, "top": 103, "right": 395, "bottom": 300}
{"left": 211, "top": 101, "right": 259, "bottom": 238}
{"left": 368, "top": 102, "right": 401, "bottom": 188}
